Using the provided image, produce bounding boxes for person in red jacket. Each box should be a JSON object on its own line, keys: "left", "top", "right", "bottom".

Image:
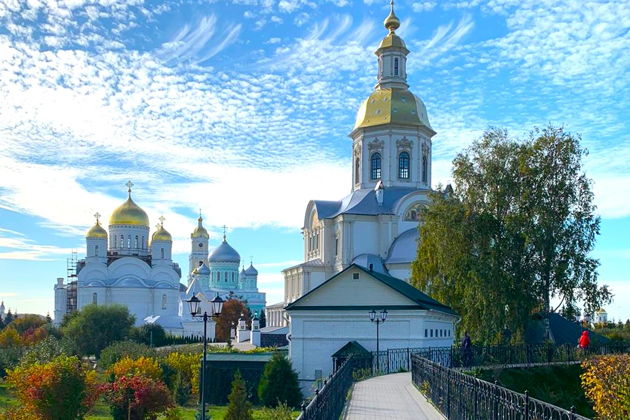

{"left": 578, "top": 330, "right": 590, "bottom": 349}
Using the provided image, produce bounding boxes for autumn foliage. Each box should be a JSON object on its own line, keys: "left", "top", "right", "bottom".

{"left": 109, "top": 356, "right": 162, "bottom": 381}
{"left": 6, "top": 355, "right": 100, "bottom": 420}
{"left": 101, "top": 375, "right": 174, "bottom": 420}
{"left": 581, "top": 354, "right": 630, "bottom": 419}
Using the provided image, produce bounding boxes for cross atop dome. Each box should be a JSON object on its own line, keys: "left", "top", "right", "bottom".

{"left": 159, "top": 215, "right": 165, "bottom": 226}
{"left": 94, "top": 212, "right": 101, "bottom": 224}
{"left": 222, "top": 225, "right": 228, "bottom": 241}
{"left": 126, "top": 180, "right": 134, "bottom": 197}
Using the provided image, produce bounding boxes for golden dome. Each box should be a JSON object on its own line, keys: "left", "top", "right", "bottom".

{"left": 377, "top": 33, "right": 407, "bottom": 51}
{"left": 354, "top": 88, "right": 433, "bottom": 131}
{"left": 152, "top": 222, "right": 172, "bottom": 242}
{"left": 109, "top": 196, "right": 150, "bottom": 226}
{"left": 191, "top": 216, "right": 209, "bottom": 239}
{"left": 86, "top": 221, "right": 107, "bottom": 238}
{"left": 384, "top": 0, "right": 400, "bottom": 33}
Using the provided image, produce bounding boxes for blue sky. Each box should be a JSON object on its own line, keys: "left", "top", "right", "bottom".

{"left": 0, "top": 0, "right": 628, "bottom": 320}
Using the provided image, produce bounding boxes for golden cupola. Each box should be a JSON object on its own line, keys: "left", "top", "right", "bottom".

{"left": 86, "top": 217, "right": 107, "bottom": 238}
{"left": 109, "top": 182, "right": 150, "bottom": 227}
{"left": 352, "top": 0, "right": 433, "bottom": 134}
{"left": 152, "top": 218, "right": 172, "bottom": 242}
{"left": 191, "top": 215, "right": 209, "bottom": 239}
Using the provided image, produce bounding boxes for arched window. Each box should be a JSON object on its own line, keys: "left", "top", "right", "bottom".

{"left": 394, "top": 57, "right": 399, "bottom": 76}
{"left": 399, "top": 152, "right": 410, "bottom": 179}
{"left": 92, "top": 292, "right": 97, "bottom": 305}
{"left": 120, "top": 235, "right": 124, "bottom": 248}
{"left": 142, "top": 236, "right": 145, "bottom": 249}
{"left": 355, "top": 157, "right": 360, "bottom": 184}
{"left": 94, "top": 245, "right": 99, "bottom": 256}
{"left": 225, "top": 272, "right": 228, "bottom": 282}
{"left": 422, "top": 155, "right": 428, "bottom": 183}
{"left": 112, "top": 236, "right": 116, "bottom": 248}
{"left": 370, "top": 153, "right": 381, "bottom": 180}
{"left": 135, "top": 235, "right": 138, "bottom": 248}
{"left": 161, "top": 248, "right": 164, "bottom": 259}
{"left": 162, "top": 294, "right": 167, "bottom": 310}
{"left": 127, "top": 235, "right": 131, "bottom": 248}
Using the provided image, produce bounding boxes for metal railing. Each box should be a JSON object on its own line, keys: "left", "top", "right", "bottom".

{"left": 411, "top": 353, "right": 591, "bottom": 420}
{"left": 373, "top": 342, "right": 630, "bottom": 374}
{"left": 297, "top": 356, "right": 371, "bottom": 420}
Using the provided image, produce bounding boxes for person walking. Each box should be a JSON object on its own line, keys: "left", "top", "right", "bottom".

{"left": 578, "top": 330, "right": 590, "bottom": 351}
{"left": 461, "top": 332, "right": 473, "bottom": 367}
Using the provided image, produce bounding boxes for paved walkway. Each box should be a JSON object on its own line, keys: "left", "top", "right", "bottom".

{"left": 344, "top": 373, "right": 445, "bottom": 420}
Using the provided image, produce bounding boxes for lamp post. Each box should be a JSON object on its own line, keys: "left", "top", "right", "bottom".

{"left": 369, "top": 309, "right": 388, "bottom": 372}
{"left": 187, "top": 294, "right": 224, "bottom": 420}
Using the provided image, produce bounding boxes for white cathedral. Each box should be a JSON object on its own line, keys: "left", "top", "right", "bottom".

{"left": 53, "top": 183, "right": 265, "bottom": 336}
{"left": 266, "top": 3, "right": 436, "bottom": 328}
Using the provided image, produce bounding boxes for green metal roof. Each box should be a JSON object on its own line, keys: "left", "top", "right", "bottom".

{"left": 285, "top": 264, "right": 457, "bottom": 316}
{"left": 331, "top": 341, "right": 371, "bottom": 358}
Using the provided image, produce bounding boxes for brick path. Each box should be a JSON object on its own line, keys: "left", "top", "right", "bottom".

{"left": 344, "top": 373, "right": 445, "bottom": 420}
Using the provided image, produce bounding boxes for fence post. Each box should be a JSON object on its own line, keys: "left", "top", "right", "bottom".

{"left": 524, "top": 390, "right": 529, "bottom": 420}
{"left": 407, "top": 347, "right": 411, "bottom": 371}
{"left": 446, "top": 368, "right": 451, "bottom": 418}
{"left": 473, "top": 379, "right": 478, "bottom": 420}
{"left": 387, "top": 349, "right": 391, "bottom": 374}
{"left": 493, "top": 380, "right": 499, "bottom": 420}
{"left": 569, "top": 406, "right": 576, "bottom": 420}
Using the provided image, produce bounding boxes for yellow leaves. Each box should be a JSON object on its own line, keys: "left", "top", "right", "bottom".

{"left": 581, "top": 355, "right": 630, "bottom": 420}
{"left": 0, "top": 328, "right": 21, "bottom": 348}
{"left": 165, "top": 352, "right": 199, "bottom": 396}
{"left": 109, "top": 356, "right": 162, "bottom": 381}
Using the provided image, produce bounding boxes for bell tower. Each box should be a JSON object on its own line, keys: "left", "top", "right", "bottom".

{"left": 189, "top": 213, "right": 209, "bottom": 284}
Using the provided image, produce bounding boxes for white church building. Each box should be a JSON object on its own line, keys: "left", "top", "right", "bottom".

{"left": 272, "top": 3, "right": 459, "bottom": 389}
{"left": 53, "top": 183, "right": 265, "bottom": 337}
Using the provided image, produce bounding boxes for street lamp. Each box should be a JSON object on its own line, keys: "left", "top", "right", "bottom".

{"left": 187, "top": 294, "right": 224, "bottom": 420}
{"left": 369, "top": 309, "right": 388, "bottom": 372}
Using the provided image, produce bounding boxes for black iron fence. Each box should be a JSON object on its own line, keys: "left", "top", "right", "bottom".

{"left": 372, "top": 342, "right": 630, "bottom": 374}
{"left": 411, "top": 353, "right": 591, "bottom": 420}
{"left": 297, "top": 356, "right": 370, "bottom": 420}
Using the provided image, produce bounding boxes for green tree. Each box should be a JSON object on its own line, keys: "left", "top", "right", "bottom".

{"left": 130, "top": 323, "right": 167, "bottom": 347}
{"left": 62, "top": 304, "right": 135, "bottom": 356}
{"left": 412, "top": 127, "right": 611, "bottom": 343}
{"left": 224, "top": 370, "right": 253, "bottom": 420}
{"left": 99, "top": 340, "right": 156, "bottom": 369}
{"left": 258, "top": 352, "right": 302, "bottom": 408}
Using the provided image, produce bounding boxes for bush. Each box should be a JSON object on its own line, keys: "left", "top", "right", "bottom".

{"left": 258, "top": 352, "right": 302, "bottom": 408}
{"left": 581, "top": 355, "right": 630, "bottom": 419}
{"left": 6, "top": 355, "right": 100, "bottom": 420}
{"left": 19, "top": 336, "right": 72, "bottom": 366}
{"left": 109, "top": 356, "right": 162, "bottom": 381}
{"left": 259, "top": 401, "right": 294, "bottom": 420}
{"left": 102, "top": 374, "right": 174, "bottom": 420}
{"left": 62, "top": 304, "right": 135, "bottom": 356}
{"left": 0, "top": 328, "right": 21, "bottom": 349}
{"left": 0, "top": 347, "right": 23, "bottom": 377}
{"left": 7, "top": 315, "right": 47, "bottom": 335}
{"left": 99, "top": 341, "right": 156, "bottom": 369}
{"left": 225, "top": 370, "right": 253, "bottom": 420}
{"left": 163, "top": 352, "right": 199, "bottom": 403}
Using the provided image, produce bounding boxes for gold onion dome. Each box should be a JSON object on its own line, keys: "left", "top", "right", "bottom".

{"left": 86, "top": 221, "right": 107, "bottom": 238}
{"left": 192, "top": 215, "right": 209, "bottom": 239}
{"left": 152, "top": 221, "right": 172, "bottom": 242}
{"left": 109, "top": 182, "right": 150, "bottom": 226}
{"left": 384, "top": 0, "right": 400, "bottom": 33}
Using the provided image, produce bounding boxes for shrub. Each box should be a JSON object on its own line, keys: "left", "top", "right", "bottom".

{"left": 0, "top": 347, "right": 23, "bottom": 377}
{"left": 224, "top": 370, "right": 253, "bottom": 420}
{"left": 110, "top": 356, "right": 162, "bottom": 381}
{"left": 99, "top": 341, "right": 156, "bottom": 369}
{"left": 6, "top": 355, "right": 100, "bottom": 420}
{"left": 19, "top": 336, "right": 72, "bottom": 366}
{"left": 163, "top": 352, "right": 199, "bottom": 402}
{"left": 259, "top": 401, "right": 294, "bottom": 420}
{"left": 20, "top": 326, "right": 48, "bottom": 346}
{"left": 61, "top": 304, "right": 135, "bottom": 356}
{"left": 258, "top": 352, "right": 302, "bottom": 408}
{"left": 102, "top": 374, "right": 174, "bottom": 420}
{"left": 581, "top": 355, "right": 630, "bottom": 419}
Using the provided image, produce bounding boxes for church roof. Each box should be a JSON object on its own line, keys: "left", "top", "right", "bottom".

{"left": 354, "top": 88, "right": 432, "bottom": 131}
{"left": 352, "top": 254, "right": 387, "bottom": 274}
{"left": 191, "top": 216, "right": 209, "bottom": 239}
{"left": 109, "top": 188, "right": 149, "bottom": 227}
{"left": 208, "top": 239, "right": 240, "bottom": 264}
{"left": 285, "top": 264, "right": 457, "bottom": 316}
{"left": 197, "top": 262, "right": 210, "bottom": 275}
{"left": 312, "top": 187, "right": 422, "bottom": 219}
{"left": 151, "top": 223, "right": 172, "bottom": 242}
{"left": 385, "top": 228, "right": 419, "bottom": 264}
{"left": 86, "top": 221, "right": 107, "bottom": 238}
